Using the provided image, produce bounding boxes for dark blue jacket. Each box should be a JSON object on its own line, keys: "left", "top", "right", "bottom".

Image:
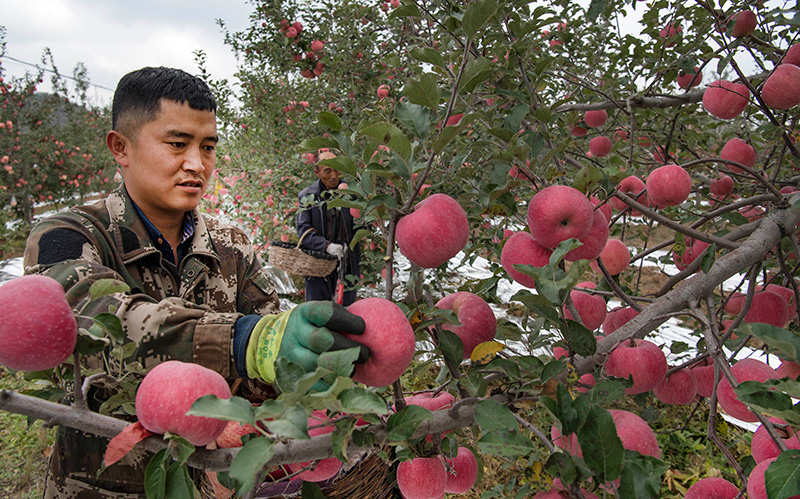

{"left": 296, "top": 179, "right": 361, "bottom": 301}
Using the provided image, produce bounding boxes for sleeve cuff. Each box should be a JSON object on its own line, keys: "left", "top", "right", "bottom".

{"left": 233, "top": 314, "right": 262, "bottom": 378}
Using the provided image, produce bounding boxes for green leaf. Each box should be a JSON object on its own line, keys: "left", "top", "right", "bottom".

{"left": 433, "top": 112, "right": 481, "bottom": 153}
{"left": 587, "top": 0, "right": 606, "bottom": 21}
{"left": 318, "top": 156, "right": 357, "bottom": 177}
{"left": 766, "top": 450, "right": 800, "bottom": 499}
{"left": 573, "top": 165, "right": 604, "bottom": 193}
{"left": 510, "top": 291, "right": 561, "bottom": 323}
{"left": 263, "top": 405, "right": 310, "bottom": 440}
{"left": 93, "top": 312, "right": 124, "bottom": 344}
{"left": 337, "top": 386, "right": 389, "bottom": 414}
{"left": 89, "top": 279, "right": 130, "bottom": 300}
{"left": 144, "top": 449, "right": 170, "bottom": 499}
{"left": 386, "top": 405, "right": 434, "bottom": 442}
{"left": 409, "top": 47, "right": 445, "bottom": 69}
{"left": 563, "top": 319, "right": 597, "bottom": 357}
{"left": 404, "top": 73, "right": 441, "bottom": 109}
{"left": 301, "top": 481, "right": 329, "bottom": 499}
{"left": 617, "top": 452, "right": 667, "bottom": 499}
{"left": 576, "top": 405, "right": 624, "bottom": 483}
{"left": 458, "top": 57, "right": 493, "bottom": 94}
{"left": 298, "top": 136, "right": 340, "bottom": 153}
{"left": 735, "top": 380, "right": 800, "bottom": 425}
{"left": 700, "top": 243, "right": 716, "bottom": 273}
{"left": 474, "top": 399, "right": 518, "bottom": 430}
{"left": 317, "top": 347, "right": 359, "bottom": 385}
{"left": 395, "top": 100, "right": 432, "bottom": 139}
{"left": 542, "top": 383, "right": 588, "bottom": 435}
{"left": 187, "top": 395, "right": 255, "bottom": 425}
{"left": 439, "top": 329, "right": 464, "bottom": 364}
{"left": 165, "top": 434, "right": 197, "bottom": 467}
{"left": 478, "top": 429, "right": 535, "bottom": 457}
{"left": 541, "top": 358, "right": 567, "bottom": 382}
{"left": 357, "top": 122, "right": 412, "bottom": 161}
{"left": 740, "top": 323, "right": 800, "bottom": 363}
{"left": 331, "top": 418, "right": 357, "bottom": 462}
{"left": 75, "top": 327, "right": 110, "bottom": 356}
{"left": 462, "top": 0, "right": 499, "bottom": 37}
{"left": 503, "top": 104, "right": 530, "bottom": 132}
{"left": 164, "top": 461, "right": 196, "bottom": 499}
{"left": 317, "top": 111, "right": 342, "bottom": 132}
{"left": 389, "top": 3, "right": 421, "bottom": 19}
{"left": 229, "top": 436, "right": 275, "bottom": 496}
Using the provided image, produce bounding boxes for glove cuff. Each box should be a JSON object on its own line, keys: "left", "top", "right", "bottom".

{"left": 245, "top": 310, "right": 292, "bottom": 383}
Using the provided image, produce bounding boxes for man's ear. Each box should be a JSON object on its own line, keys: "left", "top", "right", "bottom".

{"left": 106, "top": 130, "right": 131, "bottom": 167}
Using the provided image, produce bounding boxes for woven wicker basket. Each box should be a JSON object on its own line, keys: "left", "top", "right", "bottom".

{"left": 268, "top": 229, "right": 338, "bottom": 277}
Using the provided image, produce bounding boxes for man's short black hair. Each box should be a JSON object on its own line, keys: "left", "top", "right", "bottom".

{"left": 112, "top": 67, "right": 217, "bottom": 137}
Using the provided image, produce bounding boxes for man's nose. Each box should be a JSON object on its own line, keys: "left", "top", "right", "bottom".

{"left": 183, "top": 147, "right": 206, "bottom": 173}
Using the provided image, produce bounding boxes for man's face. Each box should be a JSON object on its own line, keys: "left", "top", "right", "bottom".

{"left": 315, "top": 165, "right": 341, "bottom": 190}
{"left": 108, "top": 99, "right": 218, "bottom": 224}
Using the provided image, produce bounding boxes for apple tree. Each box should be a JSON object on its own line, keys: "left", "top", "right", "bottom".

{"left": 1, "top": 0, "right": 800, "bottom": 497}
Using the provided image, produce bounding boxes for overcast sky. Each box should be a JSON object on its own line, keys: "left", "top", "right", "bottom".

{"left": 2, "top": 0, "right": 254, "bottom": 106}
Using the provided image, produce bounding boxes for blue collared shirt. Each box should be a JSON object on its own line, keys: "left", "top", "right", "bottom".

{"left": 131, "top": 202, "right": 195, "bottom": 266}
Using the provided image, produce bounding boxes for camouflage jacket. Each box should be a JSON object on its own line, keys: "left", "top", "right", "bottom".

{"left": 24, "top": 184, "right": 280, "bottom": 497}
{"left": 24, "top": 184, "right": 280, "bottom": 377}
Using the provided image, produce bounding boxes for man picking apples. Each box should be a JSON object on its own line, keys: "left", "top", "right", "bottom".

{"left": 22, "top": 67, "right": 368, "bottom": 498}
{"left": 296, "top": 150, "right": 361, "bottom": 305}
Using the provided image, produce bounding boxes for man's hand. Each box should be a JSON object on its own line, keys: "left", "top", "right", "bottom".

{"left": 326, "top": 243, "right": 344, "bottom": 259}
{"left": 245, "top": 301, "right": 369, "bottom": 385}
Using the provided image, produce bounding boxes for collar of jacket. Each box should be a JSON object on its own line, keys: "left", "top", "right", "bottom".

{"left": 105, "top": 184, "right": 220, "bottom": 266}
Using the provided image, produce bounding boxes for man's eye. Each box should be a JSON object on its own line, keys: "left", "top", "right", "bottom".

{"left": 170, "top": 142, "right": 186, "bottom": 148}
{"left": 203, "top": 145, "right": 216, "bottom": 153}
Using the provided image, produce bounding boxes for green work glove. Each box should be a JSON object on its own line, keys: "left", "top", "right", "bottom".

{"left": 245, "top": 301, "right": 369, "bottom": 384}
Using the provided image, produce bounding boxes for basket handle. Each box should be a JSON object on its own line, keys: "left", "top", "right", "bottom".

{"left": 296, "top": 228, "right": 317, "bottom": 249}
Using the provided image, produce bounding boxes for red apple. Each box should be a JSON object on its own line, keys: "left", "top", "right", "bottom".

{"left": 562, "top": 282, "right": 607, "bottom": 330}
{"left": 527, "top": 185, "right": 594, "bottom": 249}
{"left": 571, "top": 125, "right": 588, "bottom": 137}
{"left": 646, "top": 164, "right": 692, "bottom": 208}
{"left": 677, "top": 67, "right": 702, "bottom": 89}
{"left": 684, "top": 476, "right": 739, "bottom": 499}
{"left": 717, "top": 358, "right": 779, "bottom": 422}
{"left": 377, "top": 84, "right": 390, "bottom": 99}
{"left": 710, "top": 174, "right": 734, "bottom": 197}
{"left": 397, "top": 456, "right": 447, "bottom": 499}
{"left": 605, "top": 338, "right": 668, "bottom": 394}
{"left": 692, "top": 359, "right": 716, "bottom": 398}
{"left": 610, "top": 409, "right": 661, "bottom": 459}
{"left": 285, "top": 26, "right": 298, "bottom": 38}
{"left": 659, "top": 23, "right": 682, "bottom": 47}
{"left": 589, "top": 136, "right": 612, "bottom": 157}
{"left": 584, "top": 109, "right": 608, "bottom": 128}
{"left": 0, "top": 274, "right": 77, "bottom": 371}
{"left": 435, "top": 292, "right": 498, "bottom": 359}
{"left": 590, "top": 238, "right": 630, "bottom": 275}
{"left": 552, "top": 409, "right": 660, "bottom": 459}
{"left": 747, "top": 457, "right": 800, "bottom": 499}
{"left": 443, "top": 447, "right": 479, "bottom": 494}
{"left": 725, "top": 291, "right": 747, "bottom": 315}
{"left": 672, "top": 237, "right": 710, "bottom": 272}
{"left": 564, "top": 209, "right": 609, "bottom": 262}
{"left": 751, "top": 417, "right": 800, "bottom": 464}
{"left": 602, "top": 306, "right": 639, "bottom": 335}
{"left": 765, "top": 284, "right": 797, "bottom": 318}
{"left": 590, "top": 195, "right": 613, "bottom": 224}
{"left": 215, "top": 421, "right": 260, "bottom": 448}
{"left": 288, "top": 410, "right": 342, "bottom": 482}
{"left": 135, "top": 360, "right": 232, "bottom": 446}
{"left": 777, "top": 360, "right": 800, "bottom": 379}
{"left": 653, "top": 368, "right": 697, "bottom": 405}
{"left": 703, "top": 80, "right": 750, "bottom": 119}
{"left": 761, "top": 64, "right": 800, "bottom": 110}
{"left": 310, "top": 40, "right": 325, "bottom": 52}
{"left": 343, "top": 298, "right": 416, "bottom": 387}
{"left": 783, "top": 44, "right": 800, "bottom": 66}
{"left": 720, "top": 138, "right": 757, "bottom": 173}
{"left": 744, "top": 290, "right": 790, "bottom": 327}
{"left": 403, "top": 391, "right": 455, "bottom": 412}
{"left": 396, "top": 193, "right": 469, "bottom": 268}
{"left": 500, "top": 231, "right": 553, "bottom": 288}
{"left": 730, "top": 10, "right": 757, "bottom": 37}
{"left": 609, "top": 175, "right": 648, "bottom": 215}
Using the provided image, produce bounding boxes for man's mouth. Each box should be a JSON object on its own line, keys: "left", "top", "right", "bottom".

{"left": 178, "top": 179, "right": 204, "bottom": 188}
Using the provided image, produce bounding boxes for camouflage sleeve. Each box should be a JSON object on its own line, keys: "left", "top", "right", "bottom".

{"left": 23, "top": 210, "right": 279, "bottom": 379}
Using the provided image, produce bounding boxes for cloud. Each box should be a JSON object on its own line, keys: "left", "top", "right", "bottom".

{"left": 2, "top": 0, "right": 251, "bottom": 103}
